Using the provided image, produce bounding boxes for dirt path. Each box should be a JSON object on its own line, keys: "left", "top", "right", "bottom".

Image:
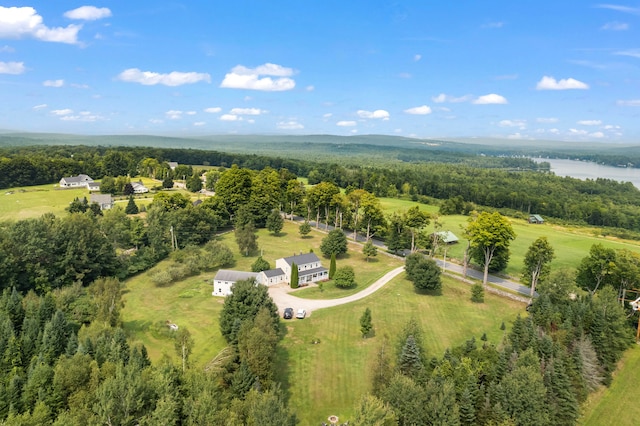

{"left": 268, "top": 266, "right": 405, "bottom": 317}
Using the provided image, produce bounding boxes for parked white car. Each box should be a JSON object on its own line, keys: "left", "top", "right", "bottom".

{"left": 296, "top": 308, "right": 306, "bottom": 319}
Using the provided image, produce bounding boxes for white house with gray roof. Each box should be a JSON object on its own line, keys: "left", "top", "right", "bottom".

{"left": 212, "top": 252, "right": 327, "bottom": 297}
{"left": 60, "top": 174, "right": 94, "bottom": 188}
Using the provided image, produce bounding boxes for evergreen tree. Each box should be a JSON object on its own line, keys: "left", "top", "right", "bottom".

{"left": 398, "top": 335, "right": 423, "bottom": 377}
{"left": 363, "top": 240, "right": 378, "bottom": 262}
{"left": 125, "top": 195, "right": 139, "bottom": 214}
{"left": 40, "top": 310, "right": 69, "bottom": 364}
{"left": 329, "top": 253, "right": 336, "bottom": 279}
{"left": 352, "top": 394, "right": 397, "bottom": 426}
{"left": 290, "top": 263, "right": 299, "bottom": 289}
{"left": 162, "top": 175, "right": 174, "bottom": 189}
{"left": 360, "top": 308, "right": 373, "bottom": 338}
{"left": 235, "top": 222, "right": 258, "bottom": 256}
{"left": 471, "top": 283, "right": 484, "bottom": 303}
{"left": 251, "top": 256, "right": 271, "bottom": 272}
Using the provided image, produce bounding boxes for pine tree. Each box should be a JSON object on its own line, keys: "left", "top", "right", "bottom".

{"left": 471, "top": 283, "right": 484, "bottom": 303}
{"left": 360, "top": 308, "right": 373, "bottom": 338}
{"left": 329, "top": 253, "right": 336, "bottom": 279}
{"left": 363, "top": 240, "right": 378, "bottom": 262}
{"left": 125, "top": 195, "right": 139, "bottom": 214}
{"left": 290, "top": 262, "right": 299, "bottom": 288}
{"left": 398, "top": 335, "right": 423, "bottom": 377}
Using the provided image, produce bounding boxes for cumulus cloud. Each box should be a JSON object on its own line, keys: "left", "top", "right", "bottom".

{"left": 117, "top": 68, "right": 211, "bottom": 86}
{"left": 220, "top": 63, "right": 296, "bottom": 91}
{"left": 577, "top": 120, "right": 602, "bottom": 126}
{"left": 432, "top": 93, "right": 472, "bottom": 103}
{"left": 193, "top": 122, "right": 205, "bottom": 127}
{"left": 277, "top": 120, "right": 304, "bottom": 130}
{"left": 220, "top": 114, "right": 241, "bottom": 121}
{"left": 336, "top": 120, "right": 357, "bottom": 127}
{"left": 165, "top": 110, "right": 183, "bottom": 120}
{"left": 60, "top": 111, "right": 105, "bottom": 122}
{"left": 601, "top": 21, "right": 629, "bottom": 30}
{"left": 43, "top": 79, "right": 64, "bottom": 87}
{"left": 305, "top": 85, "right": 314, "bottom": 91}
{"left": 473, "top": 94, "right": 508, "bottom": 104}
{"left": 0, "top": 61, "right": 25, "bottom": 74}
{"left": 51, "top": 109, "right": 73, "bottom": 116}
{"left": 617, "top": 99, "right": 640, "bottom": 106}
{"left": 569, "top": 128, "right": 588, "bottom": 135}
{"left": 536, "top": 117, "right": 559, "bottom": 123}
{"left": 357, "top": 109, "right": 390, "bottom": 120}
{"left": 64, "top": 6, "right": 112, "bottom": 21}
{"left": 404, "top": 105, "right": 432, "bottom": 115}
{"left": 149, "top": 119, "right": 163, "bottom": 124}
{"left": 0, "top": 6, "right": 82, "bottom": 44}
{"left": 498, "top": 119, "right": 526, "bottom": 128}
{"left": 204, "top": 107, "right": 222, "bottom": 113}
{"left": 229, "top": 107, "right": 266, "bottom": 115}
{"left": 536, "top": 76, "right": 589, "bottom": 90}
{"left": 590, "top": 131, "right": 605, "bottom": 138}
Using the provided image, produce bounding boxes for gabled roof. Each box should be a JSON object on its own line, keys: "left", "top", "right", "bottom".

{"left": 436, "top": 231, "right": 459, "bottom": 243}
{"left": 262, "top": 268, "right": 285, "bottom": 278}
{"left": 298, "top": 266, "right": 328, "bottom": 277}
{"left": 90, "top": 194, "right": 113, "bottom": 205}
{"left": 214, "top": 269, "right": 258, "bottom": 282}
{"left": 61, "top": 174, "right": 93, "bottom": 183}
{"left": 530, "top": 214, "right": 544, "bottom": 222}
{"left": 281, "top": 252, "right": 321, "bottom": 266}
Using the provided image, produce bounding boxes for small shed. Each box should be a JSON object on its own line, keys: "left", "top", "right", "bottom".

{"left": 90, "top": 194, "right": 114, "bottom": 210}
{"left": 435, "top": 231, "right": 459, "bottom": 244}
{"left": 212, "top": 270, "right": 260, "bottom": 297}
{"left": 528, "top": 214, "right": 544, "bottom": 224}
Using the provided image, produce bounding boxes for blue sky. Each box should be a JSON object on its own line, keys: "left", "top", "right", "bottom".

{"left": 0, "top": 1, "right": 639, "bottom": 141}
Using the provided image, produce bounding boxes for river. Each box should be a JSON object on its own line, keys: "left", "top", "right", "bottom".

{"left": 531, "top": 158, "right": 640, "bottom": 189}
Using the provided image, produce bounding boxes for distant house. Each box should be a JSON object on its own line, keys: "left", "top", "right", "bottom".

{"left": 90, "top": 194, "right": 114, "bottom": 210}
{"left": 528, "top": 214, "right": 544, "bottom": 224}
{"left": 168, "top": 161, "right": 178, "bottom": 170}
{"left": 435, "top": 231, "right": 459, "bottom": 244}
{"left": 59, "top": 174, "right": 94, "bottom": 188}
{"left": 87, "top": 181, "right": 101, "bottom": 192}
{"left": 212, "top": 270, "right": 260, "bottom": 296}
{"left": 131, "top": 181, "right": 149, "bottom": 194}
{"left": 276, "top": 252, "right": 328, "bottom": 286}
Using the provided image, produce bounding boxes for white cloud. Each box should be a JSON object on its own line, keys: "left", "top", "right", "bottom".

{"left": 549, "top": 128, "right": 560, "bottom": 134}
{"left": 577, "top": 120, "right": 602, "bottom": 126}
{"left": 413, "top": 54, "right": 422, "bottom": 62}
{"left": 149, "top": 119, "right": 163, "bottom": 124}
{"left": 306, "top": 85, "right": 315, "bottom": 91}
{"left": 569, "top": 128, "right": 588, "bottom": 135}
{"left": 614, "top": 49, "right": 640, "bottom": 58}
{"left": 432, "top": 93, "right": 472, "bottom": 103}
{"left": 117, "top": 68, "right": 211, "bottom": 86}
{"left": 398, "top": 72, "right": 412, "bottom": 79}
{"left": 323, "top": 113, "right": 333, "bottom": 119}
{"left": 70, "top": 83, "right": 89, "bottom": 89}
{"left": 43, "top": 79, "right": 64, "bottom": 87}
{"left": 537, "top": 117, "right": 559, "bottom": 123}
{"left": 0, "top": 45, "right": 14, "bottom": 52}
{"left": 60, "top": 111, "right": 104, "bottom": 122}
{"left": 357, "top": 109, "right": 390, "bottom": 120}
{"left": 51, "top": 109, "right": 73, "bottom": 116}
{"left": 350, "top": 129, "right": 358, "bottom": 134}
{"left": 617, "top": 99, "right": 640, "bottom": 106}
{"left": 595, "top": 4, "right": 640, "bottom": 15}
{"left": 186, "top": 111, "right": 197, "bottom": 116}
{"left": 604, "top": 124, "right": 621, "bottom": 130}
{"left": 590, "top": 131, "right": 605, "bottom": 138}
{"left": 337, "top": 120, "right": 357, "bottom": 127}
{"left": 165, "top": 110, "right": 183, "bottom": 120}
{"left": 32, "top": 104, "right": 47, "bottom": 110}
{"left": 536, "top": 76, "right": 589, "bottom": 90}
{"left": 277, "top": 120, "right": 304, "bottom": 130}
{"left": 404, "top": 105, "right": 432, "bottom": 115}
{"left": 473, "top": 94, "right": 508, "bottom": 104}
{"left": 220, "top": 63, "right": 296, "bottom": 91}
{"left": 0, "top": 61, "right": 25, "bottom": 74}
{"left": 204, "top": 107, "right": 222, "bottom": 113}
{"left": 220, "top": 114, "right": 241, "bottom": 121}
{"left": 229, "top": 107, "right": 266, "bottom": 115}
{"left": 507, "top": 133, "right": 524, "bottom": 139}
{"left": 601, "top": 21, "right": 629, "bottom": 30}
{"left": 64, "top": 6, "right": 112, "bottom": 21}
{"left": 0, "top": 6, "right": 82, "bottom": 44}
{"left": 193, "top": 121, "right": 205, "bottom": 127}
{"left": 498, "top": 119, "right": 526, "bottom": 128}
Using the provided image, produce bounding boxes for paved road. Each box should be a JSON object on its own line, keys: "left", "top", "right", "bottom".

{"left": 268, "top": 266, "right": 405, "bottom": 317}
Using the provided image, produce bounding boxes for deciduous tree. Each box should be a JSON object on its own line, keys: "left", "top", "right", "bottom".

{"left": 522, "top": 237, "right": 555, "bottom": 298}
{"left": 466, "top": 212, "right": 516, "bottom": 286}
{"left": 334, "top": 266, "right": 356, "bottom": 288}
{"left": 320, "top": 229, "right": 348, "bottom": 257}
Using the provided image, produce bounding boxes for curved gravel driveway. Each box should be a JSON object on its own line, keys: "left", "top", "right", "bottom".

{"left": 268, "top": 266, "right": 405, "bottom": 317}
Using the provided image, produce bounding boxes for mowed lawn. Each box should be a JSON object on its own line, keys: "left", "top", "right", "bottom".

{"left": 580, "top": 345, "right": 640, "bottom": 426}
{"left": 277, "top": 274, "right": 526, "bottom": 424}
{"left": 0, "top": 183, "right": 87, "bottom": 220}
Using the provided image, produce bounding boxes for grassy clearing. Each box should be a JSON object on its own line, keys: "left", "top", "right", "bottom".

{"left": 579, "top": 345, "right": 640, "bottom": 426}
{"left": 0, "top": 183, "right": 87, "bottom": 221}
{"left": 277, "top": 274, "right": 525, "bottom": 424}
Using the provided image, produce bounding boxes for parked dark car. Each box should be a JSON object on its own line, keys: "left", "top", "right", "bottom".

{"left": 283, "top": 307, "right": 294, "bottom": 319}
